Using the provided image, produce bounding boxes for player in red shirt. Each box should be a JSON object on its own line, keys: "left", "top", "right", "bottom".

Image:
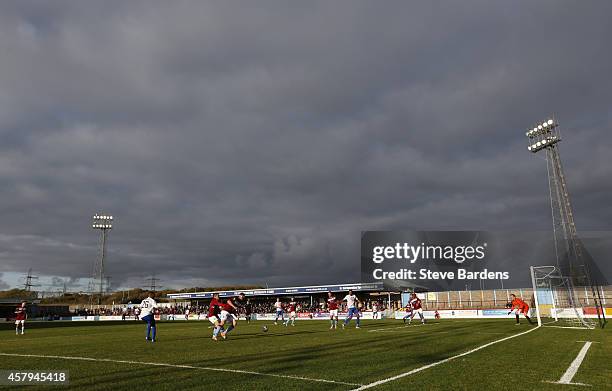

{"left": 508, "top": 294, "right": 533, "bottom": 325}
{"left": 14, "top": 302, "right": 27, "bottom": 335}
{"left": 284, "top": 298, "right": 298, "bottom": 327}
{"left": 220, "top": 293, "right": 246, "bottom": 339}
{"left": 402, "top": 303, "right": 413, "bottom": 323}
{"left": 208, "top": 293, "right": 223, "bottom": 341}
{"left": 327, "top": 292, "right": 339, "bottom": 329}
{"left": 408, "top": 293, "right": 425, "bottom": 324}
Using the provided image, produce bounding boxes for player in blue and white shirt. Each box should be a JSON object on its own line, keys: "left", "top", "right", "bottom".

{"left": 273, "top": 299, "right": 284, "bottom": 325}
{"left": 342, "top": 290, "right": 361, "bottom": 329}
{"left": 139, "top": 293, "right": 157, "bottom": 342}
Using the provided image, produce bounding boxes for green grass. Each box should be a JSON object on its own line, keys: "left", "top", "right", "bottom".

{"left": 0, "top": 319, "right": 609, "bottom": 390}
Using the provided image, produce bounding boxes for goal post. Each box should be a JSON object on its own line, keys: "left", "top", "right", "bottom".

{"left": 530, "top": 265, "right": 605, "bottom": 329}
{"left": 530, "top": 266, "right": 542, "bottom": 327}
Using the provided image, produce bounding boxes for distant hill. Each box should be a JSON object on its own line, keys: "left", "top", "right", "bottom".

{"left": 0, "top": 289, "right": 37, "bottom": 300}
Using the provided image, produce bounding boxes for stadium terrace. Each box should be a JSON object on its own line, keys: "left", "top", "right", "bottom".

{"left": 167, "top": 282, "right": 387, "bottom": 300}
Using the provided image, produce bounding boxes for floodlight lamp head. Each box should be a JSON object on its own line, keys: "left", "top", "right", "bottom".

{"left": 525, "top": 117, "right": 560, "bottom": 140}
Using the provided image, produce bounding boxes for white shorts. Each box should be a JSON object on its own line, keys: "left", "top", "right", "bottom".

{"left": 329, "top": 309, "right": 338, "bottom": 317}
{"left": 15, "top": 320, "right": 25, "bottom": 325}
{"left": 290, "top": 311, "right": 296, "bottom": 317}
{"left": 413, "top": 308, "right": 423, "bottom": 314}
{"left": 208, "top": 316, "right": 219, "bottom": 324}
{"left": 219, "top": 310, "right": 238, "bottom": 323}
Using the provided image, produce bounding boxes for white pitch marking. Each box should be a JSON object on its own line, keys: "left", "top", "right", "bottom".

{"left": 552, "top": 341, "right": 592, "bottom": 386}
{"left": 351, "top": 325, "right": 540, "bottom": 390}
{"left": 475, "top": 332, "right": 508, "bottom": 335}
{"left": 544, "top": 325, "right": 593, "bottom": 330}
{"left": 367, "top": 325, "right": 410, "bottom": 332}
{"left": 368, "top": 323, "right": 433, "bottom": 333}
{"left": 371, "top": 329, "right": 448, "bottom": 334}
{"left": 0, "top": 352, "right": 360, "bottom": 386}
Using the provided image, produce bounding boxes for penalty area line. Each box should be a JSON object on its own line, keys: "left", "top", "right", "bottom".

{"left": 368, "top": 323, "right": 436, "bottom": 333}
{"left": 350, "top": 325, "right": 540, "bottom": 391}
{"left": 543, "top": 325, "right": 594, "bottom": 330}
{"left": 546, "top": 341, "right": 593, "bottom": 386}
{"left": 0, "top": 352, "right": 361, "bottom": 387}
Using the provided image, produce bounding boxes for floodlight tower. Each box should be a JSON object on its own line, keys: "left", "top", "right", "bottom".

{"left": 525, "top": 118, "right": 605, "bottom": 327}
{"left": 526, "top": 119, "right": 574, "bottom": 269}
{"left": 92, "top": 214, "right": 113, "bottom": 305}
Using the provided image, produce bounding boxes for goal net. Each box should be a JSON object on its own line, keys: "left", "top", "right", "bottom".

{"left": 530, "top": 265, "right": 606, "bottom": 329}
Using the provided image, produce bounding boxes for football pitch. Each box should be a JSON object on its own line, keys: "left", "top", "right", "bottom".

{"left": 0, "top": 319, "right": 609, "bottom": 390}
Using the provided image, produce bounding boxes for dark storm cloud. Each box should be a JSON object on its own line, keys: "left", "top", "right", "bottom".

{"left": 1, "top": 1, "right": 611, "bottom": 289}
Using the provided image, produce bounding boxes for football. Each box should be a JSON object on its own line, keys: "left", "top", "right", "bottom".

{"left": 262, "top": 325, "right": 268, "bottom": 332}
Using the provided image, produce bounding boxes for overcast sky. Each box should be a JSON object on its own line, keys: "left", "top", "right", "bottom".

{"left": 1, "top": 1, "right": 611, "bottom": 292}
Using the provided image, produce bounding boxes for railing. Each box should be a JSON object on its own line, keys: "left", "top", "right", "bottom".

{"left": 413, "top": 287, "right": 610, "bottom": 311}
